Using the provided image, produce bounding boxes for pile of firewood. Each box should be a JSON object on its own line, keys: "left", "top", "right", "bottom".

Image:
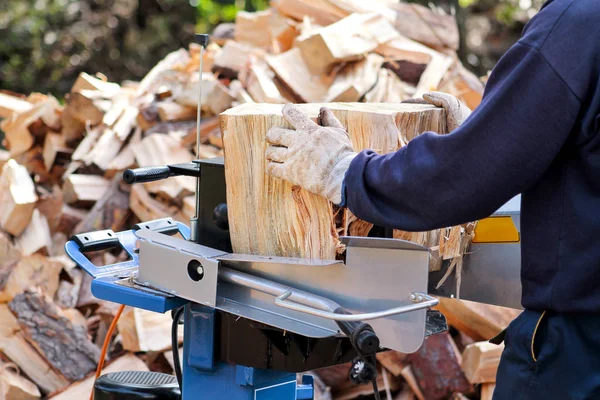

{"left": 0, "top": 0, "right": 517, "bottom": 398}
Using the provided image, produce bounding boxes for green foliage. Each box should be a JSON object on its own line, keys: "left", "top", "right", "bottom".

{"left": 196, "top": 0, "right": 269, "bottom": 33}
{"left": 0, "top": 0, "right": 196, "bottom": 96}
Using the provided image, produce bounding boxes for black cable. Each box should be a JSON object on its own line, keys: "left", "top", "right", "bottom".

{"left": 372, "top": 379, "right": 382, "bottom": 400}
{"left": 172, "top": 306, "right": 185, "bottom": 390}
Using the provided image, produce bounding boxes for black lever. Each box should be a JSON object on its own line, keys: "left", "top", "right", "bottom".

{"left": 123, "top": 166, "right": 172, "bottom": 184}
{"left": 123, "top": 162, "right": 203, "bottom": 185}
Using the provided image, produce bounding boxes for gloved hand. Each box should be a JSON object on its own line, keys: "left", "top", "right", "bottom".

{"left": 265, "top": 104, "right": 357, "bottom": 205}
{"left": 422, "top": 91, "right": 472, "bottom": 131}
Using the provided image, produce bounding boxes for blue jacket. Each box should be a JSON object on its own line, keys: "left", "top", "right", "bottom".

{"left": 342, "top": 0, "right": 600, "bottom": 312}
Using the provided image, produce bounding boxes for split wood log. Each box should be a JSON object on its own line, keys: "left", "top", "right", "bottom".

{"left": 296, "top": 13, "right": 398, "bottom": 74}
{"left": 0, "top": 361, "right": 41, "bottom": 400}
{"left": 117, "top": 308, "right": 179, "bottom": 352}
{"left": 171, "top": 73, "right": 217, "bottom": 109}
{"left": 64, "top": 92, "right": 105, "bottom": 126}
{"left": 269, "top": 12, "right": 298, "bottom": 53}
{"left": 229, "top": 80, "right": 253, "bottom": 103}
{"left": 0, "top": 304, "right": 19, "bottom": 338}
{"left": 177, "top": 119, "right": 216, "bottom": 147}
{"left": 83, "top": 129, "right": 123, "bottom": 171}
{"left": 70, "top": 72, "right": 120, "bottom": 94}
{"left": 244, "top": 61, "right": 288, "bottom": 104}
{"left": 434, "top": 298, "right": 521, "bottom": 341}
{"left": 0, "top": 96, "right": 60, "bottom": 156}
{"left": 136, "top": 49, "right": 191, "bottom": 97}
{"left": 74, "top": 174, "right": 130, "bottom": 234}
{"left": 49, "top": 354, "right": 148, "bottom": 400}
{"left": 35, "top": 187, "right": 61, "bottom": 236}
{"left": 480, "top": 383, "right": 495, "bottom": 400}
{"left": 325, "top": 54, "right": 383, "bottom": 102}
{"left": 220, "top": 102, "right": 445, "bottom": 259}
{"left": 57, "top": 205, "right": 87, "bottom": 237}
{"left": 213, "top": 41, "right": 263, "bottom": 79}
{"left": 54, "top": 267, "right": 83, "bottom": 310}
{"left": 148, "top": 119, "right": 195, "bottom": 139}
{"left": 210, "top": 23, "right": 235, "bottom": 46}
{"left": 0, "top": 233, "right": 20, "bottom": 268}
{"left": 391, "top": 2, "right": 459, "bottom": 51}
{"left": 137, "top": 102, "right": 159, "bottom": 131}
{"left": 70, "top": 126, "right": 102, "bottom": 163}
{"left": 129, "top": 184, "right": 186, "bottom": 224}
{"left": 0, "top": 92, "right": 33, "bottom": 119}
{"left": 394, "top": 387, "right": 417, "bottom": 400}
{"left": 0, "top": 334, "right": 69, "bottom": 394}
{"left": 406, "top": 332, "right": 473, "bottom": 400}
{"left": 0, "top": 255, "right": 62, "bottom": 303}
{"left": 450, "top": 393, "right": 470, "bottom": 400}
{"left": 335, "top": 367, "right": 402, "bottom": 400}
{"left": 0, "top": 160, "right": 38, "bottom": 236}
{"left": 132, "top": 134, "right": 195, "bottom": 202}
{"left": 85, "top": 106, "right": 137, "bottom": 171}
{"left": 15, "top": 209, "right": 52, "bottom": 256}
{"left": 42, "top": 133, "right": 72, "bottom": 171}
{"left": 376, "top": 351, "right": 408, "bottom": 377}
{"left": 414, "top": 53, "right": 454, "bottom": 98}
{"left": 182, "top": 196, "right": 195, "bottom": 220}
{"left": 8, "top": 290, "right": 101, "bottom": 381}
{"left": 62, "top": 174, "right": 110, "bottom": 208}
{"left": 60, "top": 107, "right": 86, "bottom": 145}
{"left": 295, "top": 13, "right": 397, "bottom": 74}
{"left": 266, "top": 48, "right": 332, "bottom": 102}
{"left": 235, "top": 10, "right": 273, "bottom": 50}
{"left": 157, "top": 102, "right": 196, "bottom": 122}
{"left": 187, "top": 42, "right": 221, "bottom": 74}
{"left": 273, "top": 0, "right": 346, "bottom": 26}
{"left": 368, "top": 77, "right": 409, "bottom": 100}
{"left": 106, "top": 128, "right": 142, "bottom": 178}
{"left": 206, "top": 81, "right": 235, "bottom": 115}
{"left": 383, "top": 59, "right": 427, "bottom": 87}
{"left": 0, "top": 150, "right": 9, "bottom": 169}
{"left": 13, "top": 147, "right": 54, "bottom": 185}
{"left": 0, "top": 306, "right": 68, "bottom": 395}
{"left": 163, "top": 347, "right": 183, "bottom": 372}
{"left": 461, "top": 341, "right": 504, "bottom": 384}
{"left": 375, "top": 35, "right": 436, "bottom": 65}
{"left": 399, "top": 365, "right": 424, "bottom": 400}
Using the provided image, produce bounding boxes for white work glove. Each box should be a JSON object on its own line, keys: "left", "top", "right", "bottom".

{"left": 422, "top": 91, "right": 472, "bottom": 131}
{"left": 265, "top": 104, "right": 357, "bottom": 205}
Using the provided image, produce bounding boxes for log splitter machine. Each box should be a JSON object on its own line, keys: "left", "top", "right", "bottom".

{"left": 65, "top": 34, "right": 523, "bottom": 400}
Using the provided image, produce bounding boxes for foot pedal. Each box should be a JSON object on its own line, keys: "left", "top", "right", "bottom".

{"left": 93, "top": 371, "right": 181, "bottom": 400}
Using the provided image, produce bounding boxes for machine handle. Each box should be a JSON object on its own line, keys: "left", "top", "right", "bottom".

{"left": 274, "top": 291, "right": 438, "bottom": 321}
{"left": 123, "top": 166, "right": 172, "bottom": 184}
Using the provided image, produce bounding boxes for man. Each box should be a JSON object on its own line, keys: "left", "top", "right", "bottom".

{"left": 264, "top": 0, "right": 600, "bottom": 398}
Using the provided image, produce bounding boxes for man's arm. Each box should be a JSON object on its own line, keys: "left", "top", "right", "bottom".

{"left": 343, "top": 42, "right": 581, "bottom": 232}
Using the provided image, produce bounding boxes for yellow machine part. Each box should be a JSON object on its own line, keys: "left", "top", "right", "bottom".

{"left": 473, "top": 216, "right": 520, "bottom": 243}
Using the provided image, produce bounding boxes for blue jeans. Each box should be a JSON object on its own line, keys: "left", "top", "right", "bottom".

{"left": 494, "top": 309, "right": 600, "bottom": 400}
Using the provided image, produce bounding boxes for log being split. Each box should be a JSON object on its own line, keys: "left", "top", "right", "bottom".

{"left": 220, "top": 102, "right": 446, "bottom": 260}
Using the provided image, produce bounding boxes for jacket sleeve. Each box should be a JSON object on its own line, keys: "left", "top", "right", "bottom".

{"left": 343, "top": 42, "right": 581, "bottom": 232}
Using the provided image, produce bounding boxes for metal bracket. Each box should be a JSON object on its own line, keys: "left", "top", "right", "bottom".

{"left": 274, "top": 291, "right": 438, "bottom": 321}
{"left": 64, "top": 218, "right": 191, "bottom": 313}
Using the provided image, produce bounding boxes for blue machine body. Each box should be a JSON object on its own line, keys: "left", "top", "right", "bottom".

{"left": 64, "top": 222, "right": 314, "bottom": 400}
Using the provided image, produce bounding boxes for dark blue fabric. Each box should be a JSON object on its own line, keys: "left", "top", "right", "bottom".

{"left": 343, "top": 0, "right": 600, "bottom": 312}
{"left": 494, "top": 310, "right": 600, "bottom": 399}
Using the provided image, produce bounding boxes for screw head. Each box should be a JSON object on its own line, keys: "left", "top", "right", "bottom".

{"left": 409, "top": 293, "right": 417, "bottom": 302}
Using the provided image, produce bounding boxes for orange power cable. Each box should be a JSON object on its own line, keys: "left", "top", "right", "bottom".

{"left": 90, "top": 304, "right": 126, "bottom": 400}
